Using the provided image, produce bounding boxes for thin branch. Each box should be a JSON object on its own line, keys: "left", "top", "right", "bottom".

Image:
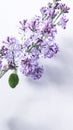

{"left": 0, "top": 67, "right": 9, "bottom": 78}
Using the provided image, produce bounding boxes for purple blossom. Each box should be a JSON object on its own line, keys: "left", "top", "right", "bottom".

{"left": 58, "top": 15, "right": 69, "bottom": 29}
{"left": 28, "top": 16, "right": 40, "bottom": 32}
{"left": 41, "top": 22, "right": 57, "bottom": 38}
{"left": 0, "top": 46, "right": 8, "bottom": 57}
{"left": 31, "top": 66, "right": 44, "bottom": 80}
{"left": 3, "top": 36, "right": 17, "bottom": 45}
{"left": 19, "top": 19, "right": 27, "bottom": 31}
{"left": 40, "top": 7, "right": 48, "bottom": 15}
{"left": 0, "top": 61, "right": 2, "bottom": 70}
{"left": 2, "top": 37, "right": 22, "bottom": 69}
{"left": 29, "top": 47, "right": 40, "bottom": 60}
{"left": 57, "top": 3, "right": 70, "bottom": 13}
{"left": 23, "top": 34, "right": 43, "bottom": 59}
{"left": 20, "top": 57, "right": 37, "bottom": 76}
{"left": 40, "top": 6, "right": 58, "bottom": 20}
{"left": 0, "top": 0, "right": 70, "bottom": 81}
{"left": 47, "top": 10, "right": 58, "bottom": 19}
{"left": 20, "top": 57, "right": 43, "bottom": 79}
{"left": 42, "top": 43, "right": 59, "bottom": 58}
{"left": 47, "top": 2, "right": 52, "bottom": 8}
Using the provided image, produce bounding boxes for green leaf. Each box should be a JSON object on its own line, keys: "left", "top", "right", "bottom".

{"left": 8, "top": 73, "right": 19, "bottom": 88}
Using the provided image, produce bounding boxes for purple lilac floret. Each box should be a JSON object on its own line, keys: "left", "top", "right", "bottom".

{"left": 42, "top": 43, "right": 59, "bottom": 58}
{"left": 20, "top": 57, "right": 43, "bottom": 79}
{"left": 20, "top": 57, "right": 38, "bottom": 76}
{"left": 0, "top": 61, "right": 2, "bottom": 70}
{"left": 2, "top": 37, "right": 22, "bottom": 69}
{"left": 31, "top": 66, "right": 44, "bottom": 80}
{"left": 58, "top": 15, "right": 69, "bottom": 29}
{"left": 0, "top": 0, "right": 70, "bottom": 80}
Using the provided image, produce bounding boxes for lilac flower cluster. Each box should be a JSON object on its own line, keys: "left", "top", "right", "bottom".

{"left": 21, "top": 57, "right": 44, "bottom": 80}
{"left": 0, "top": 0, "right": 70, "bottom": 84}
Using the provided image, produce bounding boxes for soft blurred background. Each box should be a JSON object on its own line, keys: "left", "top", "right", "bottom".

{"left": 0, "top": 0, "right": 73, "bottom": 130}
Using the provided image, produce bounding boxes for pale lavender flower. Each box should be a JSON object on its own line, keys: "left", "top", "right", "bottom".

{"left": 2, "top": 37, "right": 22, "bottom": 68}
{"left": 21, "top": 57, "right": 37, "bottom": 76}
{"left": 42, "top": 43, "right": 59, "bottom": 58}
{"left": 3, "top": 36, "right": 17, "bottom": 45}
{"left": 31, "top": 65, "right": 44, "bottom": 80}
{"left": 57, "top": 3, "right": 70, "bottom": 13}
{"left": 0, "top": 61, "right": 2, "bottom": 70}
{"left": 47, "top": 2, "right": 52, "bottom": 8}
{"left": 29, "top": 47, "right": 40, "bottom": 60}
{"left": 28, "top": 16, "right": 40, "bottom": 32}
{"left": 21, "top": 57, "right": 43, "bottom": 79}
{"left": 0, "top": 46, "right": 8, "bottom": 57}
{"left": 41, "top": 21, "right": 57, "bottom": 38}
{"left": 40, "top": 7, "right": 48, "bottom": 15}
{"left": 0, "top": 0, "right": 70, "bottom": 81}
{"left": 19, "top": 19, "right": 27, "bottom": 31}
{"left": 47, "top": 10, "right": 58, "bottom": 19}
{"left": 40, "top": 6, "right": 57, "bottom": 20}
{"left": 58, "top": 15, "right": 69, "bottom": 29}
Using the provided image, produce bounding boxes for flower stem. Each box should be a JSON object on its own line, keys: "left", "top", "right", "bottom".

{"left": 27, "top": 43, "right": 37, "bottom": 52}
{"left": 53, "top": 11, "right": 62, "bottom": 24}
{"left": 0, "top": 67, "right": 9, "bottom": 78}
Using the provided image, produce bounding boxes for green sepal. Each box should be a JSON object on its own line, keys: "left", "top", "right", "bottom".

{"left": 8, "top": 73, "right": 19, "bottom": 88}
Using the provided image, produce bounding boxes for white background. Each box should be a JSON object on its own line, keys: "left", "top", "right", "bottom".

{"left": 0, "top": 0, "right": 73, "bottom": 130}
